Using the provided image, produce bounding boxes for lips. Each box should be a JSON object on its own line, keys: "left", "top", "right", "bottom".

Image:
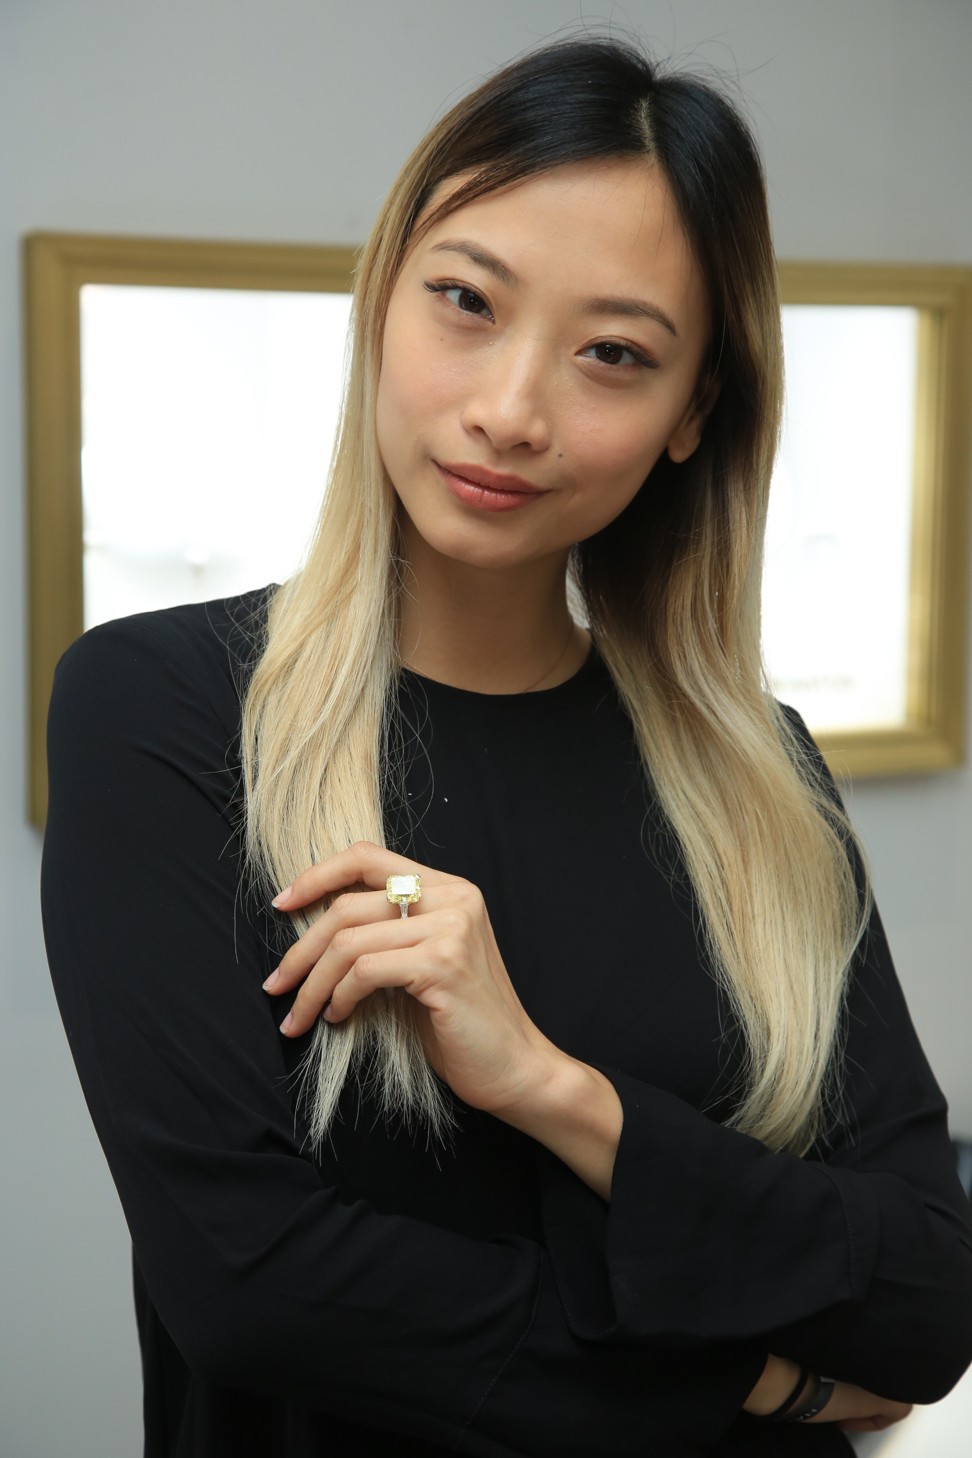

{"left": 435, "top": 461, "right": 547, "bottom": 514}
{"left": 438, "top": 462, "right": 543, "bottom": 494}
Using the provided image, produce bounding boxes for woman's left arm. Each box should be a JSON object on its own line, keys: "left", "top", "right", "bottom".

{"left": 270, "top": 845, "right": 972, "bottom": 1407}
{"left": 539, "top": 894, "right": 972, "bottom": 1405}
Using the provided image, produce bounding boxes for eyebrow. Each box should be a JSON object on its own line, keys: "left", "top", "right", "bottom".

{"left": 429, "top": 240, "right": 519, "bottom": 292}
{"left": 585, "top": 294, "right": 678, "bottom": 338}
{"left": 428, "top": 238, "right": 679, "bottom": 338}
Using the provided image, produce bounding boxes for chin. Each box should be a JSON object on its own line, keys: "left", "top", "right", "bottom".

{"left": 430, "top": 534, "right": 538, "bottom": 573}
{"left": 403, "top": 511, "right": 559, "bottom": 575}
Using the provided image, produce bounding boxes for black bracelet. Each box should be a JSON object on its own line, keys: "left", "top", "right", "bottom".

{"left": 752, "top": 1364, "right": 809, "bottom": 1423}
{"left": 783, "top": 1373, "right": 837, "bottom": 1423}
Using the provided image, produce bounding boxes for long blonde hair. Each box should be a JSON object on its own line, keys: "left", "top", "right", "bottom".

{"left": 242, "top": 38, "right": 867, "bottom": 1155}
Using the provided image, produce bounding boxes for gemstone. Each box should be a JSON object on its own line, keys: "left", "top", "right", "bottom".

{"left": 386, "top": 874, "right": 422, "bottom": 904}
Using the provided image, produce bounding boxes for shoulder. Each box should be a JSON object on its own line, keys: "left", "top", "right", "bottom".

{"left": 773, "top": 699, "right": 844, "bottom": 800}
{"left": 51, "top": 587, "right": 275, "bottom": 731}
{"left": 47, "top": 588, "right": 277, "bottom": 803}
{"left": 775, "top": 699, "right": 818, "bottom": 754}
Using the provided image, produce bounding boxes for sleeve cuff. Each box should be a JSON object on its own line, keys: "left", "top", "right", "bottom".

{"left": 539, "top": 1066, "right": 880, "bottom": 1345}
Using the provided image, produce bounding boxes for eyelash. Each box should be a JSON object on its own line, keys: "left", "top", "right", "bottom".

{"left": 422, "top": 279, "right": 658, "bottom": 370}
{"left": 423, "top": 280, "right": 494, "bottom": 320}
{"left": 582, "top": 340, "right": 657, "bottom": 370}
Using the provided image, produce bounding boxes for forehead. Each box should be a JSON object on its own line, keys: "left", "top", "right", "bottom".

{"left": 410, "top": 158, "right": 704, "bottom": 323}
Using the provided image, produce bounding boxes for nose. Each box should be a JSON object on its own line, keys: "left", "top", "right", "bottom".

{"left": 459, "top": 335, "right": 552, "bottom": 454}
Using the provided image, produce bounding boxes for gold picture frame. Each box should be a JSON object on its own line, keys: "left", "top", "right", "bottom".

{"left": 776, "top": 262, "right": 971, "bottom": 780}
{"left": 23, "top": 237, "right": 972, "bottom": 823}
{"left": 24, "top": 232, "right": 357, "bottom": 824}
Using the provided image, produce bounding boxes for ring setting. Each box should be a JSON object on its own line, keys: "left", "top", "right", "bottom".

{"left": 386, "top": 874, "right": 422, "bottom": 917}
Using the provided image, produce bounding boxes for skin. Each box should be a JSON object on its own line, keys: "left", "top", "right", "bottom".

{"left": 377, "top": 158, "right": 714, "bottom": 691}
{"left": 265, "top": 158, "right": 912, "bottom": 1434}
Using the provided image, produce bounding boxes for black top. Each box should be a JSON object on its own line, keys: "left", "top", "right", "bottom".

{"left": 42, "top": 590, "right": 972, "bottom": 1458}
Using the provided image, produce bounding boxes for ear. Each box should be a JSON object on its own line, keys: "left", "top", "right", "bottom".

{"left": 666, "top": 376, "right": 721, "bottom": 464}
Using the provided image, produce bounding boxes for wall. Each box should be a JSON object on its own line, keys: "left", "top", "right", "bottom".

{"left": 2, "top": 3, "right": 970, "bottom": 1454}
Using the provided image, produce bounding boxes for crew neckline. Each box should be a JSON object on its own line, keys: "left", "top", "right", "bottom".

{"left": 398, "top": 640, "right": 600, "bottom": 702}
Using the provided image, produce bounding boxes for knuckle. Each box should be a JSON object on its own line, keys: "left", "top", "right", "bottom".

{"left": 331, "top": 925, "right": 357, "bottom": 956}
{"left": 443, "top": 908, "right": 470, "bottom": 939}
{"left": 455, "top": 882, "right": 482, "bottom": 911}
{"left": 352, "top": 953, "right": 374, "bottom": 983}
{"left": 439, "top": 935, "right": 466, "bottom": 968}
{"left": 330, "top": 892, "right": 357, "bottom": 922}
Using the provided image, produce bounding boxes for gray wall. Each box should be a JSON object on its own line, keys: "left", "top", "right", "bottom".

{"left": 2, "top": 3, "right": 970, "bottom": 1455}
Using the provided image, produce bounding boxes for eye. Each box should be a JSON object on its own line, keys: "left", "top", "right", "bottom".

{"left": 423, "top": 281, "right": 494, "bottom": 321}
{"left": 582, "top": 339, "right": 657, "bottom": 369}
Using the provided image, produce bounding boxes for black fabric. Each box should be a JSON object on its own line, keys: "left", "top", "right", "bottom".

{"left": 42, "top": 589, "right": 972, "bottom": 1457}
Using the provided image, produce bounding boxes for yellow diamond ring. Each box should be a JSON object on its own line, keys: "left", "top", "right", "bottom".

{"left": 386, "top": 874, "right": 422, "bottom": 917}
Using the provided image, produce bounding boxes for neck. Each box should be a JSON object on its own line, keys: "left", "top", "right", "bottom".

{"left": 397, "top": 528, "right": 589, "bottom": 694}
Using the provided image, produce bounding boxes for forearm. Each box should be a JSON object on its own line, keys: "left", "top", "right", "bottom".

{"left": 496, "top": 1050, "right": 622, "bottom": 1201}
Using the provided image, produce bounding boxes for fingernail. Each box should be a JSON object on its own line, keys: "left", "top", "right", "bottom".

{"left": 279, "top": 1012, "right": 293, "bottom": 1035}
{"left": 323, "top": 1000, "right": 335, "bottom": 1022}
{"left": 262, "top": 969, "right": 280, "bottom": 991}
{"left": 271, "top": 885, "right": 292, "bottom": 909}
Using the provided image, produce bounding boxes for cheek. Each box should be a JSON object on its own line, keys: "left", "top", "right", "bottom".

{"left": 376, "top": 331, "right": 459, "bottom": 450}
{"left": 375, "top": 298, "right": 418, "bottom": 452}
{"left": 374, "top": 365, "right": 397, "bottom": 459}
{"left": 375, "top": 354, "right": 418, "bottom": 472}
{"left": 569, "top": 411, "right": 671, "bottom": 504}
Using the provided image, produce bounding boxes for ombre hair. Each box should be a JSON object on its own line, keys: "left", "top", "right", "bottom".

{"left": 241, "top": 38, "right": 867, "bottom": 1154}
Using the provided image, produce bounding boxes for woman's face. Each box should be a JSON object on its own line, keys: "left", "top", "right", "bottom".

{"left": 375, "top": 157, "right": 713, "bottom": 575}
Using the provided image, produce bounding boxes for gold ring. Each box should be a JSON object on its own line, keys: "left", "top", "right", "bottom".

{"left": 386, "top": 874, "right": 422, "bottom": 918}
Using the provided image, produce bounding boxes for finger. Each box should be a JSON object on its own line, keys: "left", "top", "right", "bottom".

{"left": 266, "top": 889, "right": 403, "bottom": 994}
{"left": 838, "top": 1412, "right": 911, "bottom": 1432}
{"left": 807, "top": 1386, "right": 913, "bottom": 1428}
{"left": 272, "top": 841, "right": 451, "bottom": 911}
{"left": 281, "top": 916, "right": 432, "bottom": 1036}
{"left": 323, "top": 947, "right": 431, "bottom": 1026}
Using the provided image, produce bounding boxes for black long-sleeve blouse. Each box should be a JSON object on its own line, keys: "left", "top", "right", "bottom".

{"left": 42, "top": 590, "right": 972, "bottom": 1457}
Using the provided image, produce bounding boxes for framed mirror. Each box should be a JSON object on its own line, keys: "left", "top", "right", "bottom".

{"left": 771, "top": 262, "right": 971, "bottom": 779}
{"left": 24, "top": 237, "right": 972, "bottom": 822}
{"left": 25, "top": 233, "right": 356, "bottom": 823}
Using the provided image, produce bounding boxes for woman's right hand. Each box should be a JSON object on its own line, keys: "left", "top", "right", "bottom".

{"left": 816, "top": 1381, "right": 913, "bottom": 1433}
{"left": 744, "top": 1354, "right": 913, "bottom": 1431}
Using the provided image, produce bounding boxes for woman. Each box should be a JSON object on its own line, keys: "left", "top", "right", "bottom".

{"left": 43, "top": 37, "right": 972, "bottom": 1457}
